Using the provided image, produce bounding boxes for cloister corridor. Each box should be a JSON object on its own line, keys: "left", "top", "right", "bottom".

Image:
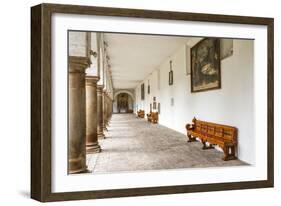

{"left": 67, "top": 31, "right": 254, "bottom": 174}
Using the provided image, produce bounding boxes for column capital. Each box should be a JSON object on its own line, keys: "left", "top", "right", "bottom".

{"left": 103, "top": 90, "right": 110, "bottom": 96}
{"left": 86, "top": 75, "right": 99, "bottom": 85}
{"left": 97, "top": 84, "right": 104, "bottom": 90}
{"left": 69, "top": 56, "right": 91, "bottom": 73}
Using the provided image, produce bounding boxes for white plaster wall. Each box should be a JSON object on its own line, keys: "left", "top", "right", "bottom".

{"left": 98, "top": 34, "right": 105, "bottom": 86}
{"left": 86, "top": 32, "right": 98, "bottom": 76}
{"left": 135, "top": 40, "right": 254, "bottom": 164}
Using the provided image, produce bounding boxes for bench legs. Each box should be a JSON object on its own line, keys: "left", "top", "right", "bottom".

{"left": 202, "top": 141, "right": 214, "bottom": 150}
{"left": 187, "top": 134, "right": 197, "bottom": 142}
{"left": 223, "top": 145, "right": 237, "bottom": 161}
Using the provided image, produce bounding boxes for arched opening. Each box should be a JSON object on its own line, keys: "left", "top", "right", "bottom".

{"left": 113, "top": 92, "right": 134, "bottom": 113}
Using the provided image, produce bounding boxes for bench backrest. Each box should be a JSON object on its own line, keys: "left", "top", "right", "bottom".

{"left": 151, "top": 112, "right": 158, "bottom": 119}
{"left": 193, "top": 118, "right": 237, "bottom": 143}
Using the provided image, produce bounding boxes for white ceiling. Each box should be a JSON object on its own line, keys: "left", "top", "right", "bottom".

{"left": 104, "top": 33, "right": 191, "bottom": 89}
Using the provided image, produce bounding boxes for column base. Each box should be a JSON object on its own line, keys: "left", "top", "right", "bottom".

{"left": 86, "top": 142, "right": 101, "bottom": 154}
{"left": 68, "top": 156, "right": 87, "bottom": 174}
{"left": 98, "top": 132, "right": 105, "bottom": 139}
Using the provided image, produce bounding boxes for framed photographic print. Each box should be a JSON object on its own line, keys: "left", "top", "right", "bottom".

{"left": 31, "top": 3, "right": 274, "bottom": 202}
{"left": 191, "top": 38, "right": 221, "bottom": 92}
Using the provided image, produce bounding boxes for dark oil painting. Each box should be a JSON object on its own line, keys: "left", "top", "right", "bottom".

{"left": 191, "top": 38, "right": 221, "bottom": 92}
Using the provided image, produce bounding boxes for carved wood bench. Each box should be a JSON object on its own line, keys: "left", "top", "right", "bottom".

{"left": 147, "top": 112, "right": 158, "bottom": 124}
{"left": 147, "top": 112, "right": 152, "bottom": 122}
{"left": 137, "top": 110, "right": 145, "bottom": 118}
{"left": 186, "top": 117, "right": 238, "bottom": 161}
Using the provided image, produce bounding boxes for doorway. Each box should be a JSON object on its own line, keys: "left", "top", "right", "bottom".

{"left": 117, "top": 93, "right": 129, "bottom": 113}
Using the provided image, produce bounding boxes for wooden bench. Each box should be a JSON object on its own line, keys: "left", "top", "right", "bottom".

{"left": 147, "top": 112, "right": 152, "bottom": 122}
{"left": 147, "top": 112, "right": 158, "bottom": 124}
{"left": 186, "top": 117, "right": 238, "bottom": 161}
{"left": 137, "top": 110, "right": 145, "bottom": 118}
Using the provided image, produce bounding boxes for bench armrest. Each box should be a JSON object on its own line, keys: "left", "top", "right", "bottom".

{"left": 186, "top": 123, "right": 194, "bottom": 131}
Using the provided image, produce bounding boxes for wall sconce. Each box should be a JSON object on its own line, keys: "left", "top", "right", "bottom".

{"left": 90, "top": 50, "right": 98, "bottom": 58}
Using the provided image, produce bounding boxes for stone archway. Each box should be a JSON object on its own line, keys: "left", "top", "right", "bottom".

{"left": 116, "top": 93, "right": 129, "bottom": 113}
{"left": 113, "top": 90, "right": 135, "bottom": 101}
{"left": 113, "top": 90, "right": 135, "bottom": 113}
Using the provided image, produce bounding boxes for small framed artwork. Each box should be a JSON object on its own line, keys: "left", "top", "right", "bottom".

{"left": 171, "top": 98, "right": 174, "bottom": 106}
{"left": 191, "top": 38, "right": 221, "bottom": 92}
{"left": 141, "top": 83, "right": 145, "bottom": 100}
{"left": 153, "top": 102, "right": 157, "bottom": 110}
{"left": 169, "top": 71, "right": 173, "bottom": 85}
{"left": 31, "top": 3, "right": 273, "bottom": 202}
{"left": 148, "top": 79, "right": 150, "bottom": 94}
{"left": 169, "top": 60, "right": 173, "bottom": 85}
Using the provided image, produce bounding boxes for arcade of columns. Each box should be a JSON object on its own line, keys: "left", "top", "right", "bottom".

{"left": 68, "top": 32, "right": 114, "bottom": 174}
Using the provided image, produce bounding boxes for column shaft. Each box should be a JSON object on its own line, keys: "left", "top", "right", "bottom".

{"left": 68, "top": 56, "right": 89, "bottom": 174}
{"left": 102, "top": 91, "right": 108, "bottom": 130}
{"left": 86, "top": 76, "right": 101, "bottom": 154}
{"left": 97, "top": 85, "right": 105, "bottom": 139}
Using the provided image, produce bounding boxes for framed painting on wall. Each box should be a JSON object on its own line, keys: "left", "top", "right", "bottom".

{"left": 153, "top": 101, "right": 157, "bottom": 110}
{"left": 190, "top": 38, "right": 221, "bottom": 92}
{"left": 169, "top": 70, "right": 173, "bottom": 85}
{"left": 31, "top": 3, "right": 273, "bottom": 202}
{"left": 141, "top": 83, "right": 145, "bottom": 100}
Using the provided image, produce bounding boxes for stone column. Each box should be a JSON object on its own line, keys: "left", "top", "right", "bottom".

{"left": 102, "top": 91, "right": 108, "bottom": 131}
{"left": 107, "top": 96, "right": 112, "bottom": 125}
{"left": 110, "top": 99, "right": 113, "bottom": 119}
{"left": 106, "top": 95, "right": 109, "bottom": 126}
{"left": 86, "top": 76, "right": 101, "bottom": 154}
{"left": 105, "top": 93, "right": 109, "bottom": 127}
{"left": 68, "top": 56, "right": 90, "bottom": 174}
{"left": 97, "top": 85, "right": 105, "bottom": 139}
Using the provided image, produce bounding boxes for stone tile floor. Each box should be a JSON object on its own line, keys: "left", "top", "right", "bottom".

{"left": 87, "top": 114, "right": 247, "bottom": 174}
